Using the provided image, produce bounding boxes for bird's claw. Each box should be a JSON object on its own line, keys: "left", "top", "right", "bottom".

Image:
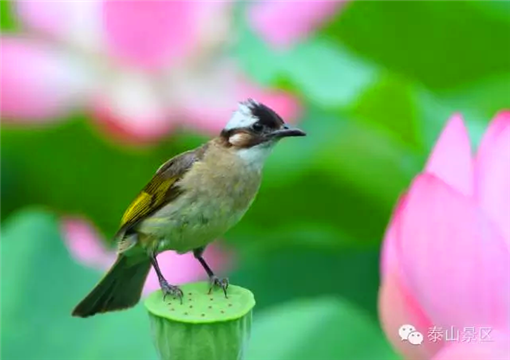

{"left": 208, "top": 276, "right": 229, "bottom": 298}
{"left": 160, "top": 280, "right": 183, "bottom": 304}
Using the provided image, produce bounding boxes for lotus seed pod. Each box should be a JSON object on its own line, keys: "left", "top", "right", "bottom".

{"left": 145, "top": 282, "right": 255, "bottom": 360}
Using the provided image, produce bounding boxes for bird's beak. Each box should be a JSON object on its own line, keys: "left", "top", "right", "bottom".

{"left": 269, "top": 124, "right": 306, "bottom": 139}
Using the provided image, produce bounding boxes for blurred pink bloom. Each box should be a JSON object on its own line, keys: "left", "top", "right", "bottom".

{"left": 379, "top": 112, "right": 510, "bottom": 359}
{"left": 249, "top": 1, "right": 347, "bottom": 49}
{"left": 61, "top": 217, "right": 233, "bottom": 296}
{"left": 1, "top": 1, "right": 300, "bottom": 144}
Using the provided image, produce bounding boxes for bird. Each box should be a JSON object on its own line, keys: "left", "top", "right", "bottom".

{"left": 72, "top": 98, "right": 306, "bottom": 317}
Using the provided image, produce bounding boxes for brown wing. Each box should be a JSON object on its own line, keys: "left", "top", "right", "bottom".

{"left": 115, "top": 144, "right": 208, "bottom": 240}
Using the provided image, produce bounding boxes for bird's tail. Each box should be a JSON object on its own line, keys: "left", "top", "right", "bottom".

{"left": 72, "top": 255, "right": 151, "bottom": 318}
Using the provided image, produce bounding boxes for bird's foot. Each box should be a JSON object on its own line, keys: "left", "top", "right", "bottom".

{"left": 208, "top": 276, "right": 229, "bottom": 298}
{"left": 160, "top": 280, "right": 183, "bottom": 304}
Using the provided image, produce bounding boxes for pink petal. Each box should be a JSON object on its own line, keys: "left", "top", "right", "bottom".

{"left": 92, "top": 104, "right": 175, "bottom": 146}
{"left": 102, "top": 0, "right": 199, "bottom": 70}
{"left": 0, "top": 37, "right": 95, "bottom": 122}
{"left": 425, "top": 114, "right": 474, "bottom": 197}
{"left": 61, "top": 217, "right": 116, "bottom": 270}
{"left": 143, "top": 244, "right": 234, "bottom": 295}
{"left": 378, "top": 270, "right": 437, "bottom": 360}
{"left": 433, "top": 333, "right": 510, "bottom": 360}
{"left": 380, "top": 193, "right": 439, "bottom": 359}
{"left": 397, "top": 174, "right": 510, "bottom": 329}
{"left": 248, "top": 1, "right": 346, "bottom": 49}
{"left": 15, "top": 0, "right": 104, "bottom": 52}
{"left": 475, "top": 111, "right": 510, "bottom": 242}
{"left": 381, "top": 193, "right": 407, "bottom": 277}
{"left": 92, "top": 71, "right": 175, "bottom": 143}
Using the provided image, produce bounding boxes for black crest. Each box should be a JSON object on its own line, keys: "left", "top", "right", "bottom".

{"left": 244, "top": 99, "right": 284, "bottom": 130}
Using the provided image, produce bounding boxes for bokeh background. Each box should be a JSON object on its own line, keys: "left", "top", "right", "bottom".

{"left": 2, "top": 1, "right": 509, "bottom": 359}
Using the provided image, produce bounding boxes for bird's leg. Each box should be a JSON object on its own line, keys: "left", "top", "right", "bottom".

{"left": 193, "top": 247, "right": 229, "bottom": 298}
{"left": 150, "top": 253, "right": 183, "bottom": 303}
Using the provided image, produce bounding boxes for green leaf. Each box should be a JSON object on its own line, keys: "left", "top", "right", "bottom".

{"left": 1, "top": 208, "right": 157, "bottom": 360}
{"left": 279, "top": 40, "right": 380, "bottom": 109}
{"left": 351, "top": 74, "right": 421, "bottom": 149}
{"left": 0, "top": 0, "right": 20, "bottom": 31}
{"left": 0, "top": 156, "right": 23, "bottom": 218}
{"left": 326, "top": 1, "right": 510, "bottom": 88}
{"left": 300, "top": 108, "right": 420, "bottom": 203}
{"left": 466, "top": 0, "right": 510, "bottom": 25}
{"left": 229, "top": 247, "right": 383, "bottom": 318}
{"left": 440, "top": 72, "right": 510, "bottom": 120}
{"left": 246, "top": 298, "right": 399, "bottom": 360}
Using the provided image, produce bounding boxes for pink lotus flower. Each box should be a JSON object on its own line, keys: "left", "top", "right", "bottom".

{"left": 61, "top": 217, "right": 233, "bottom": 296}
{"left": 0, "top": 0, "right": 322, "bottom": 144}
{"left": 248, "top": 1, "right": 347, "bottom": 49}
{"left": 379, "top": 112, "right": 510, "bottom": 359}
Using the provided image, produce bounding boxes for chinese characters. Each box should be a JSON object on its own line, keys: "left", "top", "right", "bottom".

{"left": 399, "top": 324, "right": 493, "bottom": 346}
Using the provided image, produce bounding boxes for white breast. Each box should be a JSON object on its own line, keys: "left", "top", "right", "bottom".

{"left": 235, "top": 143, "right": 275, "bottom": 172}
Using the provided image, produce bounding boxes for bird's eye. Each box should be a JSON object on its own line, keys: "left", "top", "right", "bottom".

{"left": 252, "top": 123, "right": 263, "bottom": 132}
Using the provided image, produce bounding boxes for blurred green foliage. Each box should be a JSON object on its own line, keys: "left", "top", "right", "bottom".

{"left": 2, "top": 210, "right": 156, "bottom": 360}
{"left": 247, "top": 298, "right": 398, "bottom": 360}
{"left": 2, "top": 1, "right": 509, "bottom": 359}
{"left": 326, "top": 1, "right": 510, "bottom": 88}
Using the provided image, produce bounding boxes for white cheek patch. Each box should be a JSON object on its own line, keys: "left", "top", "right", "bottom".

{"left": 224, "top": 102, "right": 258, "bottom": 130}
{"left": 228, "top": 133, "right": 248, "bottom": 147}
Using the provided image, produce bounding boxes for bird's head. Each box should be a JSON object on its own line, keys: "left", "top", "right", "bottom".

{"left": 219, "top": 99, "right": 305, "bottom": 166}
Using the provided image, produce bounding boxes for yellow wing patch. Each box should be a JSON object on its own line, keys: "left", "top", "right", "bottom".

{"left": 114, "top": 147, "right": 205, "bottom": 239}
{"left": 121, "top": 192, "right": 152, "bottom": 225}
{"left": 119, "top": 176, "right": 177, "bottom": 230}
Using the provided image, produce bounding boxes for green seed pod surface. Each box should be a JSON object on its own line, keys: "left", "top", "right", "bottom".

{"left": 145, "top": 281, "right": 255, "bottom": 360}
